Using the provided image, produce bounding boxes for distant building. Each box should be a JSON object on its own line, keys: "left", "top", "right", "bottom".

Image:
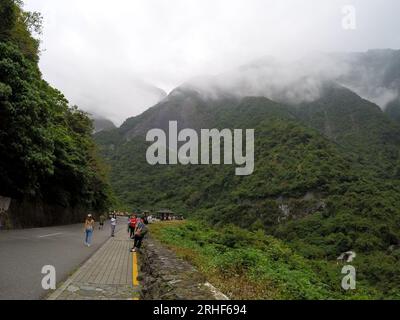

{"left": 156, "top": 209, "right": 174, "bottom": 221}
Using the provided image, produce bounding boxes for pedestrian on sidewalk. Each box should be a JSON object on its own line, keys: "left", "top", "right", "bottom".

{"left": 84, "top": 214, "right": 95, "bottom": 247}
{"left": 131, "top": 216, "right": 148, "bottom": 252}
{"left": 128, "top": 214, "right": 137, "bottom": 239}
{"left": 99, "top": 213, "right": 106, "bottom": 230}
{"left": 110, "top": 214, "right": 117, "bottom": 237}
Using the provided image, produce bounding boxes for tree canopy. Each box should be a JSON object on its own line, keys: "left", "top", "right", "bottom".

{"left": 0, "top": 0, "right": 113, "bottom": 213}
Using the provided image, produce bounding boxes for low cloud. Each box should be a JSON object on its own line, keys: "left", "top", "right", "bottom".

{"left": 23, "top": 0, "right": 400, "bottom": 122}
{"left": 184, "top": 51, "right": 400, "bottom": 108}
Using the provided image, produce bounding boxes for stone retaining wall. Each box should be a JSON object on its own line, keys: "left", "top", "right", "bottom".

{"left": 139, "top": 236, "right": 228, "bottom": 300}
{"left": 0, "top": 195, "right": 89, "bottom": 229}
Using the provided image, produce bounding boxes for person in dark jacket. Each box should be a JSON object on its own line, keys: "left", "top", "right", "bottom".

{"left": 130, "top": 217, "right": 147, "bottom": 252}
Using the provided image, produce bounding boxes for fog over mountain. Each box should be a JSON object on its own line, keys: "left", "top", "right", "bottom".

{"left": 23, "top": 0, "right": 400, "bottom": 124}
{"left": 181, "top": 50, "right": 400, "bottom": 110}
{"left": 90, "top": 114, "right": 117, "bottom": 133}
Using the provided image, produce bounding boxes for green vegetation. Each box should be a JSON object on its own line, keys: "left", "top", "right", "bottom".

{"left": 150, "top": 221, "right": 379, "bottom": 299}
{"left": 96, "top": 86, "right": 400, "bottom": 299}
{"left": 296, "top": 85, "right": 400, "bottom": 175}
{"left": 0, "top": 1, "right": 113, "bottom": 216}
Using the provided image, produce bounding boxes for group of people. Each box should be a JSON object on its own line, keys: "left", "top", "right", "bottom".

{"left": 83, "top": 212, "right": 148, "bottom": 252}
{"left": 127, "top": 214, "right": 148, "bottom": 252}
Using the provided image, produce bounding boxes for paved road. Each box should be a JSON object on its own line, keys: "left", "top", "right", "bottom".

{"left": 0, "top": 218, "right": 128, "bottom": 300}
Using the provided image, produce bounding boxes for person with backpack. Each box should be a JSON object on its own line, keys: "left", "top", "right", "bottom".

{"left": 128, "top": 214, "right": 137, "bottom": 239}
{"left": 84, "top": 214, "right": 95, "bottom": 247}
{"left": 130, "top": 217, "right": 147, "bottom": 252}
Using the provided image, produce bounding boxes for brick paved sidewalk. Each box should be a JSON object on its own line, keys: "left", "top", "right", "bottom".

{"left": 47, "top": 229, "right": 139, "bottom": 300}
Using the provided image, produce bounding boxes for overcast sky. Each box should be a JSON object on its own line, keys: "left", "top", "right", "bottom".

{"left": 24, "top": 0, "right": 400, "bottom": 124}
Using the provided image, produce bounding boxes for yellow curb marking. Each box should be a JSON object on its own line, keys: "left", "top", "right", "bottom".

{"left": 132, "top": 251, "right": 140, "bottom": 300}
{"left": 132, "top": 252, "right": 139, "bottom": 286}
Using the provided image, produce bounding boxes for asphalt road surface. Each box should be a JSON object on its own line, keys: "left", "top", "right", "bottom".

{"left": 0, "top": 218, "right": 128, "bottom": 300}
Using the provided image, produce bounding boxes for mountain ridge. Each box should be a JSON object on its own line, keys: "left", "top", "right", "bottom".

{"left": 93, "top": 51, "right": 400, "bottom": 297}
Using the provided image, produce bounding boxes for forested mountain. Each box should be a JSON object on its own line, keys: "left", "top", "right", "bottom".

{"left": 0, "top": 0, "right": 113, "bottom": 226}
{"left": 385, "top": 100, "right": 400, "bottom": 125}
{"left": 333, "top": 49, "right": 400, "bottom": 107}
{"left": 95, "top": 76, "right": 400, "bottom": 297}
{"left": 295, "top": 85, "right": 400, "bottom": 174}
{"left": 91, "top": 115, "right": 116, "bottom": 133}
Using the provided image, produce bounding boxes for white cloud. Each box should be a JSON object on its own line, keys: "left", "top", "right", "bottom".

{"left": 23, "top": 0, "right": 400, "bottom": 124}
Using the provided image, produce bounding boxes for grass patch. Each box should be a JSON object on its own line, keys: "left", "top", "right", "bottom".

{"left": 149, "top": 220, "right": 377, "bottom": 300}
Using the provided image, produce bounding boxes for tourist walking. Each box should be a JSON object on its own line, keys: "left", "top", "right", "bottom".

{"left": 99, "top": 213, "right": 106, "bottom": 230}
{"left": 84, "top": 214, "right": 95, "bottom": 247}
{"left": 110, "top": 214, "right": 117, "bottom": 237}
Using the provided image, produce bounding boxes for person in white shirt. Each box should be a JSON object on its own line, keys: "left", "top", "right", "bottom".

{"left": 110, "top": 214, "right": 117, "bottom": 237}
